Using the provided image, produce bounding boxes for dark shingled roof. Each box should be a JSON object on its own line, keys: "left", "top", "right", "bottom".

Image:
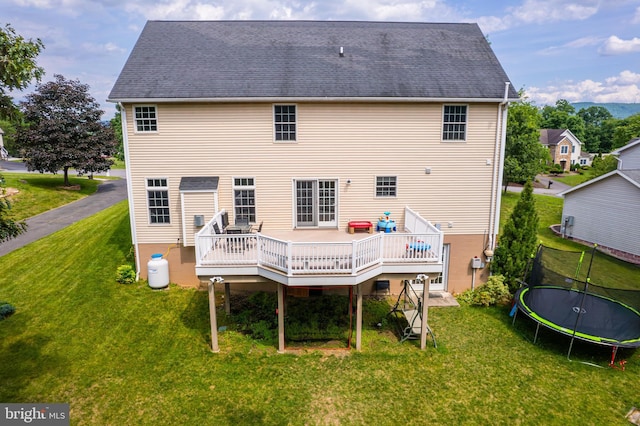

{"left": 539, "top": 129, "right": 568, "bottom": 147}
{"left": 108, "top": 21, "right": 518, "bottom": 101}
{"left": 179, "top": 176, "right": 219, "bottom": 191}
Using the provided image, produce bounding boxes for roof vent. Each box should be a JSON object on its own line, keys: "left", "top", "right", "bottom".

{"left": 339, "top": 46, "right": 344, "bottom": 57}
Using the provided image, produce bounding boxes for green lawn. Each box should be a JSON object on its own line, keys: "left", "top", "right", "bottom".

{"left": 0, "top": 201, "right": 639, "bottom": 425}
{"left": 1, "top": 173, "right": 101, "bottom": 220}
{"left": 552, "top": 169, "right": 596, "bottom": 187}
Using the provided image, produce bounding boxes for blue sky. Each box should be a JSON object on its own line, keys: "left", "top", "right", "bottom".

{"left": 4, "top": 0, "right": 640, "bottom": 119}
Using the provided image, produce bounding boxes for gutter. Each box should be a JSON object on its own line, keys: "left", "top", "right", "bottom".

{"left": 487, "top": 82, "right": 511, "bottom": 256}
{"left": 119, "top": 103, "right": 141, "bottom": 281}
{"left": 107, "top": 96, "right": 520, "bottom": 104}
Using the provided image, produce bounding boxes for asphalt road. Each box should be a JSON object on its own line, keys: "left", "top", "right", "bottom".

{"left": 0, "top": 159, "right": 128, "bottom": 257}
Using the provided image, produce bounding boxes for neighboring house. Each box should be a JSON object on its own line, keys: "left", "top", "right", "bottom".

{"left": 0, "top": 127, "right": 7, "bottom": 160}
{"left": 108, "top": 21, "right": 518, "bottom": 301}
{"left": 578, "top": 152, "right": 594, "bottom": 167}
{"left": 560, "top": 137, "right": 640, "bottom": 264}
{"left": 539, "top": 129, "right": 583, "bottom": 170}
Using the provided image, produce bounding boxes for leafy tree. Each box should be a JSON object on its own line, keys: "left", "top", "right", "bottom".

{"left": 17, "top": 75, "right": 116, "bottom": 186}
{"left": 612, "top": 114, "right": 640, "bottom": 151}
{"left": 577, "top": 106, "right": 616, "bottom": 153}
{"left": 541, "top": 99, "right": 586, "bottom": 141}
{"left": 0, "top": 174, "right": 26, "bottom": 243}
{"left": 0, "top": 23, "right": 45, "bottom": 120}
{"left": 503, "top": 94, "right": 547, "bottom": 191}
{"left": 491, "top": 181, "right": 539, "bottom": 292}
{"left": 591, "top": 154, "right": 618, "bottom": 177}
{"left": 0, "top": 23, "right": 42, "bottom": 243}
{"left": 110, "top": 105, "right": 124, "bottom": 161}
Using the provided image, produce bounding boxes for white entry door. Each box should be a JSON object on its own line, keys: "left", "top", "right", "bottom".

{"left": 295, "top": 179, "right": 337, "bottom": 228}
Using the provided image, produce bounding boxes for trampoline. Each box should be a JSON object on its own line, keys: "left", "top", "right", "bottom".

{"left": 512, "top": 245, "right": 640, "bottom": 362}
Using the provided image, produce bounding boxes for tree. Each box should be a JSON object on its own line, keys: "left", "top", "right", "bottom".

{"left": 0, "top": 174, "right": 26, "bottom": 243}
{"left": 541, "top": 99, "right": 586, "bottom": 141}
{"left": 109, "top": 105, "right": 124, "bottom": 161}
{"left": 0, "top": 23, "right": 45, "bottom": 120}
{"left": 491, "top": 181, "right": 539, "bottom": 292}
{"left": 612, "top": 114, "right": 640, "bottom": 151}
{"left": 17, "top": 75, "right": 116, "bottom": 186}
{"left": 591, "top": 154, "right": 618, "bottom": 178}
{"left": 503, "top": 94, "right": 548, "bottom": 191}
{"left": 577, "top": 106, "right": 615, "bottom": 153}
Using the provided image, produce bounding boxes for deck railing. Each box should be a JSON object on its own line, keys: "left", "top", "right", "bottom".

{"left": 195, "top": 207, "right": 443, "bottom": 277}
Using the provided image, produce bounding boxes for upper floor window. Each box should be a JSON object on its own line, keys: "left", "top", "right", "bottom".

{"left": 146, "top": 178, "right": 170, "bottom": 224}
{"left": 376, "top": 176, "right": 397, "bottom": 197}
{"left": 274, "top": 105, "right": 296, "bottom": 141}
{"left": 233, "top": 178, "right": 256, "bottom": 223}
{"left": 571, "top": 145, "right": 575, "bottom": 153}
{"left": 561, "top": 145, "right": 569, "bottom": 154}
{"left": 442, "top": 105, "right": 467, "bottom": 141}
{"left": 134, "top": 106, "right": 158, "bottom": 132}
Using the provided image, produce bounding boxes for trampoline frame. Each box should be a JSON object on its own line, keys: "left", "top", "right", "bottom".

{"left": 512, "top": 245, "right": 640, "bottom": 365}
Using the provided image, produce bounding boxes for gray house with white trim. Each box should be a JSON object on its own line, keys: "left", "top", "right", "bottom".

{"left": 560, "top": 138, "right": 640, "bottom": 263}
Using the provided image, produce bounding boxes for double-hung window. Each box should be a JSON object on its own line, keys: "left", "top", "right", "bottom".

{"left": 274, "top": 105, "right": 296, "bottom": 141}
{"left": 376, "top": 176, "right": 397, "bottom": 197}
{"left": 146, "top": 178, "right": 170, "bottom": 224}
{"left": 442, "top": 105, "right": 467, "bottom": 141}
{"left": 233, "top": 178, "right": 256, "bottom": 223}
{"left": 561, "top": 145, "right": 569, "bottom": 154}
{"left": 134, "top": 106, "right": 158, "bottom": 132}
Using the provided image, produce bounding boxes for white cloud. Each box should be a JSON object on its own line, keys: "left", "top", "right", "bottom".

{"left": 81, "top": 42, "right": 126, "bottom": 54}
{"left": 477, "top": 0, "right": 600, "bottom": 34}
{"left": 599, "top": 35, "right": 640, "bottom": 55}
{"left": 538, "top": 36, "right": 603, "bottom": 55}
{"left": 509, "top": 0, "right": 598, "bottom": 24}
{"left": 526, "top": 70, "right": 640, "bottom": 105}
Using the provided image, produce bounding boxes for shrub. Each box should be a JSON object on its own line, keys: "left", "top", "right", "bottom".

{"left": 0, "top": 301, "right": 16, "bottom": 320}
{"left": 116, "top": 264, "right": 136, "bottom": 284}
{"left": 457, "top": 275, "right": 512, "bottom": 307}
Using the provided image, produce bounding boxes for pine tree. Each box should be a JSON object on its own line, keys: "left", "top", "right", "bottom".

{"left": 492, "top": 181, "right": 539, "bottom": 291}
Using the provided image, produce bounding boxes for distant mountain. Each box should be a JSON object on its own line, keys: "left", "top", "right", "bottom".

{"left": 571, "top": 102, "right": 640, "bottom": 119}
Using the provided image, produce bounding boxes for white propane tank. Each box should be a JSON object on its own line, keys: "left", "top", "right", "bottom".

{"left": 148, "top": 253, "right": 169, "bottom": 289}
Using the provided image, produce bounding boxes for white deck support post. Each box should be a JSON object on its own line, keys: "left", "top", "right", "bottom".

{"left": 208, "top": 280, "right": 220, "bottom": 353}
{"left": 277, "top": 283, "right": 285, "bottom": 353}
{"left": 356, "top": 283, "right": 363, "bottom": 351}
{"left": 224, "top": 282, "right": 231, "bottom": 314}
{"left": 419, "top": 275, "right": 430, "bottom": 350}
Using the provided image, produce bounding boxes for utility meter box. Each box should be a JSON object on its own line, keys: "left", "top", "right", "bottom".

{"left": 471, "top": 257, "right": 483, "bottom": 269}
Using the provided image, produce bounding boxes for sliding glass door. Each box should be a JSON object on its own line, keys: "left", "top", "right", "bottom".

{"left": 295, "top": 179, "right": 337, "bottom": 228}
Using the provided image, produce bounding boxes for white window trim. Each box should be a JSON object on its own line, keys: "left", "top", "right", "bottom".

{"left": 375, "top": 176, "right": 398, "bottom": 198}
{"left": 133, "top": 105, "right": 159, "bottom": 133}
{"left": 273, "top": 104, "right": 298, "bottom": 143}
{"left": 441, "top": 104, "right": 468, "bottom": 143}
{"left": 232, "top": 177, "right": 257, "bottom": 223}
{"left": 145, "top": 177, "right": 170, "bottom": 225}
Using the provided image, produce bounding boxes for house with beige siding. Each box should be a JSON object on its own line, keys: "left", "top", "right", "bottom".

{"left": 560, "top": 138, "right": 640, "bottom": 264}
{"left": 539, "top": 129, "right": 583, "bottom": 171}
{"left": 109, "top": 21, "right": 518, "bottom": 349}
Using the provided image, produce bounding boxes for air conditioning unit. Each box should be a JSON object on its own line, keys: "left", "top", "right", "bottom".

{"left": 193, "top": 215, "right": 205, "bottom": 227}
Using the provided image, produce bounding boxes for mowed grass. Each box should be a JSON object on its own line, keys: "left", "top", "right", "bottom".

{"left": 500, "top": 191, "right": 640, "bottom": 289}
{"left": 1, "top": 173, "right": 101, "bottom": 220}
{"left": 0, "top": 201, "right": 639, "bottom": 425}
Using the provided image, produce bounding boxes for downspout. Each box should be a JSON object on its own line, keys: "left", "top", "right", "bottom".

{"left": 487, "top": 82, "right": 510, "bottom": 256}
{"left": 119, "top": 103, "right": 141, "bottom": 281}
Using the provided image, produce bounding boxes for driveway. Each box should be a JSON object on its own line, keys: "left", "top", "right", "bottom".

{"left": 506, "top": 175, "right": 571, "bottom": 197}
{"left": 0, "top": 159, "right": 128, "bottom": 257}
